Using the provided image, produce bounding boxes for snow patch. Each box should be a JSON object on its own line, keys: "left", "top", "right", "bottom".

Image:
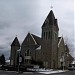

{"left": 39, "top": 70, "right": 66, "bottom": 74}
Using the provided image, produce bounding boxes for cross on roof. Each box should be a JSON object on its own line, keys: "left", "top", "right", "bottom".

{"left": 51, "top": 5, "right": 53, "bottom": 9}
{"left": 50, "top": 0, "right": 53, "bottom": 9}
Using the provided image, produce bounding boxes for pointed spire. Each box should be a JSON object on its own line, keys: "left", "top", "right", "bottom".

{"left": 42, "top": 10, "right": 55, "bottom": 27}
{"left": 42, "top": 10, "right": 59, "bottom": 30}
{"left": 47, "top": 10, "right": 55, "bottom": 25}
{"left": 11, "top": 37, "right": 20, "bottom": 47}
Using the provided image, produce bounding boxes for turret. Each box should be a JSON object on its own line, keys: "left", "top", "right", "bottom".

{"left": 11, "top": 37, "right": 20, "bottom": 47}
{"left": 10, "top": 37, "right": 20, "bottom": 66}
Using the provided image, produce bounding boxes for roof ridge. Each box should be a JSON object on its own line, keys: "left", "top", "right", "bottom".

{"left": 11, "top": 37, "right": 20, "bottom": 46}
{"left": 29, "top": 33, "right": 37, "bottom": 45}
{"left": 58, "top": 37, "right": 62, "bottom": 47}
{"left": 31, "top": 33, "right": 41, "bottom": 39}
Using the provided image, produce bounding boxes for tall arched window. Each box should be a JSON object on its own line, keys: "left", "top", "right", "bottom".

{"left": 48, "top": 31, "right": 50, "bottom": 39}
{"left": 43, "top": 32, "right": 45, "bottom": 39}
{"left": 25, "top": 52, "right": 26, "bottom": 56}
{"left": 27, "top": 50, "right": 30, "bottom": 56}
{"left": 46, "top": 32, "right": 47, "bottom": 39}
{"left": 54, "top": 32, "right": 57, "bottom": 41}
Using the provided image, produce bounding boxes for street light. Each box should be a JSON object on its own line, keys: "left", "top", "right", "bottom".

{"left": 60, "top": 57, "right": 63, "bottom": 69}
{"left": 17, "top": 48, "right": 21, "bottom": 73}
{"left": 62, "top": 55, "right": 65, "bottom": 70}
{"left": 62, "top": 52, "right": 68, "bottom": 71}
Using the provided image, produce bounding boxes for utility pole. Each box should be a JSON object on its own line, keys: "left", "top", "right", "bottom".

{"left": 17, "top": 48, "right": 21, "bottom": 73}
{"left": 62, "top": 55, "right": 65, "bottom": 70}
{"left": 62, "top": 52, "right": 68, "bottom": 71}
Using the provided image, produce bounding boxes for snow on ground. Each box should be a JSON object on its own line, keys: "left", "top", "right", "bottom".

{"left": 39, "top": 70, "right": 67, "bottom": 74}
{"left": 27, "top": 68, "right": 53, "bottom": 72}
{"left": 0, "top": 69, "right": 67, "bottom": 74}
{"left": 27, "top": 68, "right": 67, "bottom": 74}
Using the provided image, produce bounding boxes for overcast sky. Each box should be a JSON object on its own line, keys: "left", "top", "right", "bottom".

{"left": 0, "top": 0, "right": 74, "bottom": 60}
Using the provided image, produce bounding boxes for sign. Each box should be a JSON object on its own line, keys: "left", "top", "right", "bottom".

{"left": 11, "top": 60, "right": 13, "bottom": 65}
{"left": 34, "top": 65, "right": 39, "bottom": 69}
{"left": 60, "top": 58, "right": 63, "bottom": 62}
{"left": 19, "top": 57, "right": 22, "bottom": 63}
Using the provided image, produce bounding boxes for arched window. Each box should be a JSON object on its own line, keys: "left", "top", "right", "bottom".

{"left": 48, "top": 31, "right": 50, "bottom": 39}
{"left": 48, "top": 31, "right": 52, "bottom": 39}
{"left": 46, "top": 32, "right": 47, "bottom": 39}
{"left": 25, "top": 53, "right": 26, "bottom": 56}
{"left": 27, "top": 50, "right": 29, "bottom": 56}
{"left": 43, "top": 32, "right": 45, "bottom": 39}
{"left": 54, "top": 32, "right": 57, "bottom": 40}
{"left": 27, "top": 50, "right": 30, "bottom": 56}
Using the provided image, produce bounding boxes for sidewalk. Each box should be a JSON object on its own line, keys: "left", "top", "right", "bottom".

{"left": 38, "top": 70, "right": 68, "bottom": 74}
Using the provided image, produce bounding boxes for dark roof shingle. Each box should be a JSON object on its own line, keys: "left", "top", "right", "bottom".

{"left": 11, "top": 37, "right": 20, "bottom": 47}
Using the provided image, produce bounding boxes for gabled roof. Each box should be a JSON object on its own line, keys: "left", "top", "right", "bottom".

{"left": 58, "top": 37, "right": 62, "bottom": 47}
{"left": 36, "top": 45, "right": 41, "bottom": 50}
{"left": 11, "top": 37, "right": 20, "bottom": 47}
{"left": 68, "top": 54, "right": 74, "bottom": 62}
{"left": 31, "top": 34, "right": 41, "bottom": 45}
{"left": 22, "top": 33, "right": 41, "bottom": 46}
{"left": 65, "top": 44, "right": 69, "bottom": 52}
{"left": 29, "top": 33, "right": 37, "bottom": 45}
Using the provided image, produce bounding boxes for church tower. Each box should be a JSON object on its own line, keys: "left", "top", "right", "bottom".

{"left": 10, "top": 37, "right": 20, "bottom": 66}
{"left": 41, "top": 10, "right": 59, "bottom": 68}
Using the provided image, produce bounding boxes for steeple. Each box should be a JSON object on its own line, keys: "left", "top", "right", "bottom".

{"left": 48, "top": 10, "right": 55, "bottom": 21}
{"left": 11, "top": 37, "right": 20, "bottom": 47}
{"left": 42, "top": 10, "right": 59, "bottom": 30}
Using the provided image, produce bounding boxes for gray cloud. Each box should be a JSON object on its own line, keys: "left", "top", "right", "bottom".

{"left": 0, "top": 0, "right": 74, "bottom": 59}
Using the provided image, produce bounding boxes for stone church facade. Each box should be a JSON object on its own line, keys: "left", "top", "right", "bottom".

{"left": 10, "top": 10, "right": 74, "bottom": 69}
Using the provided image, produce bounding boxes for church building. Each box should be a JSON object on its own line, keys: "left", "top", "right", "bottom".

{"left": 10, "top": 10, "right": 74, "bottom": 69}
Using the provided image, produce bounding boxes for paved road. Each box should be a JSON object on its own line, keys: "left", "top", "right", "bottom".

{"left": 0, "top": 70, "right": 43, "bottom": 75}
{"left": 0, "top": 70, "right": 75, "bottom": 75}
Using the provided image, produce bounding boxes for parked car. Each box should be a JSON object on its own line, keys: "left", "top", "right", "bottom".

{"left": 68, "top": 66, "right": 75, "bottom": 70}
{"left": 0, "top": 65, "right": 2, "bottom": 69}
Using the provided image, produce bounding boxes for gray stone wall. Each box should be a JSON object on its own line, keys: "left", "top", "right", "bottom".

{"left": 10, "top": 46, "right": 20, "bottom": 66}
{"left": 41, "top": 25, "right": 58, "bottom": 69}
{"left": 58, "top": 37, "right": 65, "bottom": 68}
